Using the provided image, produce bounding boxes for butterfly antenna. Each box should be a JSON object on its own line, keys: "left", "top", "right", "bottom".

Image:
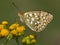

{"left": 12, "top": 2, "right": 20, "bottom": 11}
{"left": 12, "top": 2, "right": 23, "bottom": 15}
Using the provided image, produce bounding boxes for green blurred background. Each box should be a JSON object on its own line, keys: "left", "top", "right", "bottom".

{"left": 0, "top": 0, "right": 60, "bottom": 45}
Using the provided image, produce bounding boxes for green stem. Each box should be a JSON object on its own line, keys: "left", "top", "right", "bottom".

{"left": 15, "top": 37, "right": 20, "bottom": 45}
{"left": 1, "top": 33, "right": 13, "bottom": 45}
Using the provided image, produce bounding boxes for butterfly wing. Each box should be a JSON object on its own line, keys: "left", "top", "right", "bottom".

{"left": 18, "top": 11, "right": 53, "bottom": 32}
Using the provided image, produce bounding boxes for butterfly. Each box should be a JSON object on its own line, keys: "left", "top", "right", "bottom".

{"left": 12, "top": 2, "right": 53, "bottom": 32}
{"left": 18, "top": 11, "right": 53, "bottom": 32}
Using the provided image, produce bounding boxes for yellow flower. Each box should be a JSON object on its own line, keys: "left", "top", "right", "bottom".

{"left": 11, "top": 23, "right": 19, "bottom": 27}
{"left": 0, "top": 24, "right": 4, "bottom": 30}
{"left": 2, "top": 21, "right": 8, "bottom": 25}
{"left": 20, "top": 26, "right": 25, "bottom": 30}
{"left": 9, "top": 25, "right": 15, "bottom": 30}
{"left": 11, "top": 30, "right": 18, "bottom": 36}
{"left": 31, "top": 39, "right": 36, "bottom": 43}
{"left": 16, "top": 26, "right": 25, "bottom": 32}
{"left": 1, "top": 29, "right": 9, "bottom": 37}
{"left": 9, "top": 23, "right": 19, "bottom": 30}
{"left": 29, "top": 35, "right": 35, "bottom": 39}
{"left": 0, "top": 33, "right": 2, "bottom": 37}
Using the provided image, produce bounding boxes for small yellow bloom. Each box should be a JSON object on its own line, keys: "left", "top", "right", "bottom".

{"left": 11, "top": 23, "right": 19, "bottom": 27}
{"left": 20, "top": 26, "right": 25, "bottom": 30}
{"left": 16, "top": 26, "right": 25, "bottom": 32}
{"left": 0, "top": 24, "right": 4, "bottom": 30}
{"left": 29, "top": 35, "right": 35, "bottom": 39}
{"left": 9, "top": 23, "right": 19, "bottom": 30}
{"left": 2, "top": 21, "right": 8, "bottom": 25}
{"left": 0, "top": 33, "right": 2, "bottom": 37}
{"left": 1, "top": 29, "right": 9, "bottom": 37}
{"left": 31, "top": 39, "right": 36, "bottom": 43}
{"left": 11, "top": 30, "right": 18, "bottom": 36}
{"left": 9, "top": 25, "right": 15, "bottom": 30}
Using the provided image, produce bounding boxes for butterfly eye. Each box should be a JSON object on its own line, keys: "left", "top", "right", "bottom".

{"left": 18, "top": 11, "right": 53, "bottom": 32}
